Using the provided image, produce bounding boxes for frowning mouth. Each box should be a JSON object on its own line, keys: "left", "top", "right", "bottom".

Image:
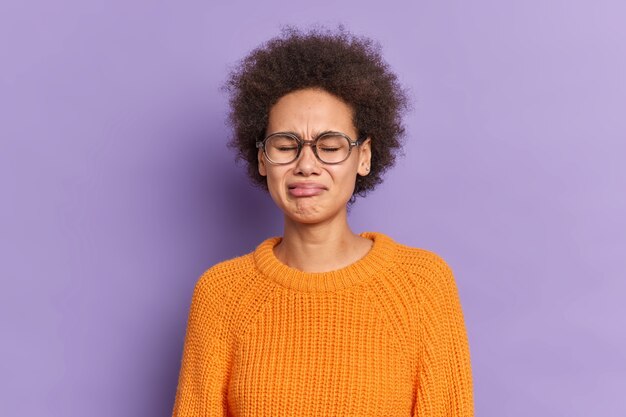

{"left": 287, "top": 182, "right": 327, "bottom": 197}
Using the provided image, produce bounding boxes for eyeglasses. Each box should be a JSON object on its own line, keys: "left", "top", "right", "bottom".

{"left": 256, "top": 131, "right": 364, "bottom": 165}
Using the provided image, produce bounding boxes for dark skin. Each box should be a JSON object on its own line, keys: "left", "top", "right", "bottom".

{"left": 224, "top": 27, "right": 409, "bottom": 206}
{"left": 258, "top": 88, "right": 373, "bottom": 272}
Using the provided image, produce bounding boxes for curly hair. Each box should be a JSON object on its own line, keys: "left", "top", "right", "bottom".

{"left": 222, "top": 25, "right": 410, "bottom": 205}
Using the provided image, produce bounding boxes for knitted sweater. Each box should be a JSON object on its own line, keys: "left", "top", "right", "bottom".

{"left": 171, "top": 231, "right": 474, "bottom": 417}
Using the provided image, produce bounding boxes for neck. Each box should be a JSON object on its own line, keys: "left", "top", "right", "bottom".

{"left": 275, "top": 209, "right": 372, "bottom": 273}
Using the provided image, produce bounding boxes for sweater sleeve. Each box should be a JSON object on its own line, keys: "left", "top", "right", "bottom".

{"left": 414, "top": 256, "right": 474, "bottom": 417}
{"left": 171, "top": 274, "right": 234, "bottom": 417}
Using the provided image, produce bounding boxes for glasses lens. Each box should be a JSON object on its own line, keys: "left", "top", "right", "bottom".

{"left": 316, "top": 134, "right": 351, "bottom": 163}
{"left": 265, "top": 134, "right": 299, "bottom": 163}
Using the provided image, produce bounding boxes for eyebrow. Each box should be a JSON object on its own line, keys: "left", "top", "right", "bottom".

{"left": 266, "top": 130, "right": 341, "bottom": 139}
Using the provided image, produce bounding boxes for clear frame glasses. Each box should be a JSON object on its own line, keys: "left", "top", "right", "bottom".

{"left": 256, "top": 131, "right": 364, "bottom": 165}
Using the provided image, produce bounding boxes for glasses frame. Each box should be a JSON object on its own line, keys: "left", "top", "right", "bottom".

{"left": 256, "top": 131, "right": 364, "bottom": 165}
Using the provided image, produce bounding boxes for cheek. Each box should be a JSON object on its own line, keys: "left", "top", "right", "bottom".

{"left": 265, "top": 169, "right": 286, "bottom": 199}
{"left": 330, "top": 166, "right": 359, "bottom": 191}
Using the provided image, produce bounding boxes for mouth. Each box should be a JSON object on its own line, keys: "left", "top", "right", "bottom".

{"left": 287, "top": 183, "right": 327, "bottom": 197}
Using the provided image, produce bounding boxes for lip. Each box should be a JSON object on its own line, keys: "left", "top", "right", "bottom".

{"left": 287, "top": 182, "right": 327, "bottom": 197}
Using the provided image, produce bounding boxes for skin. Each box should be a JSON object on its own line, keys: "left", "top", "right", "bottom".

{"left": 258, "top": 87, "right": 374, "bottom": 273}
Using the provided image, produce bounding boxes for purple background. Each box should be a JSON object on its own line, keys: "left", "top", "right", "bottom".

{"left": 2, "top": 1, "right": 625, "bottom": 416}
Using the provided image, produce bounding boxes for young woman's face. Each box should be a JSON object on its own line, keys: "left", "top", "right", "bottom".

{"left": 258, "top": 88, "right": 371, "bottom": 225}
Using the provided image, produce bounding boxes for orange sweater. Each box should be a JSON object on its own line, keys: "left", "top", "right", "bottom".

{"left": 171, "top": 231, "right": 474, "bottom": 416}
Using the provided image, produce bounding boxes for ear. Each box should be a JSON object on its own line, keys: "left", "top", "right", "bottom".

{"left": 258, "top": 148, "right": 267, "bottom": 176}
{"left": 357, "top": 137, "right": 372, "bottom": 176}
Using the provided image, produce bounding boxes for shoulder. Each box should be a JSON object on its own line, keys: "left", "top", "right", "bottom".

{"left": 386, "top": 237, "right": 458, "bottom": 295}
{"left": 193, "top": 252, "right": 256, "bottom": 296}
{"left": 384, "top": 240, "right": 469, "bottom": 333}
{"left": 184, "top": 252, "right": 260, "bottom": 337}
{"left": 386, "top": 234, "right": 453, "bottom": 273}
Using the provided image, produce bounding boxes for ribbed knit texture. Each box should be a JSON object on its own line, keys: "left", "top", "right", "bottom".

{"left": 171, "top": 231, "right": 474, "bottom": 417}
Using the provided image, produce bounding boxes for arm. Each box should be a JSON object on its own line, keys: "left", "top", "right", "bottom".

{"left": 171, "top": 274, "right": 234, "bottom": 417}
{"left": 414, "top": 257, "right": 474, "bottom": 417}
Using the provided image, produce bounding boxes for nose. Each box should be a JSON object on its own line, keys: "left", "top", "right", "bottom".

{"left": 293, "top": 141, "right": 321, "bottom": 175}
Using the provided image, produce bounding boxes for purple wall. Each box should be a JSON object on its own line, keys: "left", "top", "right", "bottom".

{"left": 2, "top": 1, "right": 625, "bottom": 416}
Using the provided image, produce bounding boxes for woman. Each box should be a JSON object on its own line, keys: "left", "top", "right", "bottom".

{"left": 172, "top": 26, "right": 474, "bottom": 417}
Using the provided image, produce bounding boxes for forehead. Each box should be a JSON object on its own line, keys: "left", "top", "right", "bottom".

{"left": 267, "top": 88, "right": 356, "bottom": 135}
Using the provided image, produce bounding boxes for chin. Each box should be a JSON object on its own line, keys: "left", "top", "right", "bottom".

{"left": 283, "top": 200, "right": 346, "bottom": 225}
{"left": 287, "top": 204, "right": 324, "bottom": 223}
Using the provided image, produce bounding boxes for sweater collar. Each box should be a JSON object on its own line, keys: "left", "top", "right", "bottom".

{"left": 253, "top": 231, "right": 395, "bottom": 292}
